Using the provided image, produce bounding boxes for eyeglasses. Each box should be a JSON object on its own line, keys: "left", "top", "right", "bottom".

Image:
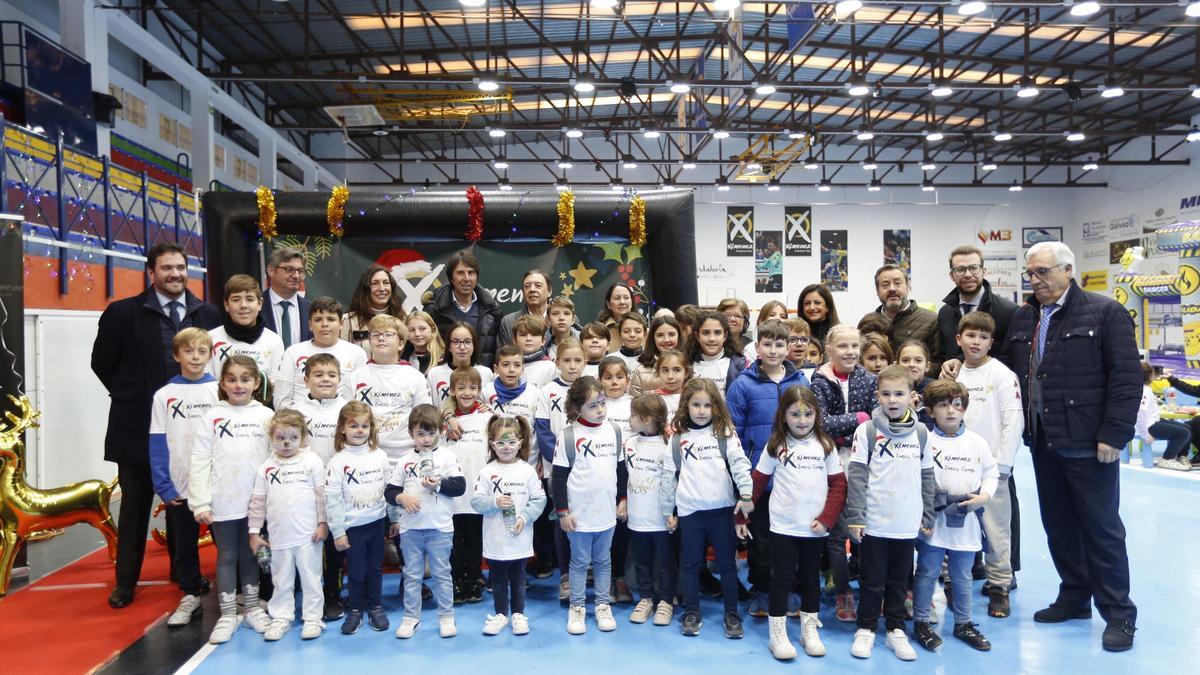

{"left": 370, "top": 331, "right": 398, "bottom": 340}
{"left": 1021, "top": 264, "right": 1066, "bottom": 281}
{"left": 951, "top": 264, "right": 983, "bottom": 275}
{"left": 276, "top": 265, "right": 305, "bottom": 277}
{"left": 492, "top": 439, "right": 520, "bottom": 449}
{"left": 787, "top": 336, "right": 811, "bottom": 345}
{"left": 450, "top": 339, "right": 473, "bottom": 347}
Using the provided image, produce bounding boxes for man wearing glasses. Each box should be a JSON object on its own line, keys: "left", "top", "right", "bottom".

{"left": 936, "top": 245, "right": 1018, "bottom": 370}
{"left": 260, "top": 246, "right": 312, "bottom": 348}
{"left": 1006, "top": 241, "right": 1139, "bottom": 652}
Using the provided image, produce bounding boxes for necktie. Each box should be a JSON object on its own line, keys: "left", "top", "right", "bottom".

{"left": 1037, "top": 305, "right": 1054, "bottom": 356}
{"left": 280, "top": 300, "right": 293, "bottom": 348}
{"left": 961, "top": 303, "right": 974, "bottom": 316}
{"left": 167, "top": 301, "right": 182, "bottom": 330}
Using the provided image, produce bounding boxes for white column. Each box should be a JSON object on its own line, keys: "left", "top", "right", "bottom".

{"left": 304, "top": 163, "right": 319, "bottom": 190}
{"left": 189, "top": 85, "right": 213, "bottom": 191}
{"left": 259, "top": 136, "right": 277, "bottom": 188}
{"left": 58, "top": 0, "right": 109, "bottom": 156}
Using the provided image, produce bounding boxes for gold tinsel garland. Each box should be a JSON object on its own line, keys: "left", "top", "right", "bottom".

{"left": 326, "top": 185, "right": 350, "bottom": 237}
{"left": 255, "top": 186, "right": 277, "bottom": 240}
{"left": 553, "top": 190, "right": 575, "bottom": 247}
{"left": 628, "top": 195, "right": 647, "bottom": 246}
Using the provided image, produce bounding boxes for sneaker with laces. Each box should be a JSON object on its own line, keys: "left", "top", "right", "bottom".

{"left": 596, "top": 603, "right": 617, "bottom": 631}
{"left": 243, "top": 607, "right": 270, "bottom": 634}
{"left": 395, "top": 616, "right": 420, "bottom": 639}
{"left": 798, "top": 612, "right": 825, "bottom": 657}
{"left": 1171, "top": 458, "right": 1193, "bottom": 471}
{"left": 567, "top": 606, "right": 587, "bottom": 635}
{"left": 680, "top": 610, "right": 703, "bottom": 636}
{"left": 851, "top": 628, "right": 875, "bottom": 658}
{"left": 301, "top": 620, "right": 324, "bottom": 640}
{"left": 653, "top": 601, "right": 674, "bottom": 626}
{"left": 167, "top": 595, "right": 202, "bottom": 627}
{"left": 439, "top": 616, "right": 457, "bottom": 637}
{"left": 511, "top": 612, "right": 530, "bottom": 635}
{"left": 367, "top": 606, "right": 389, "bottom": 631}
{"left": 483, "top": 613, "right": 509, "bottom": 635}
{"left": 768, "top": 615, "right": 797, "bottom": 660}
{"left": 323, "top": 595, "right": 344, "bottom": 621}
{"left": 630, "top": 598, "right": 654, "bottom": 623}
{"left": 264, "top": 619, "right": 290, "bottom": 641}
{"left": 953, "top": 622, "right": 992, "bottom": 651}
{"left": 209, "top": 615, "right": 239, "bottom": 644}
{"left": 835, "top": 591, "right": 857, "bottom": 622}
{"left": 723, "top": 611, "right": 743, "bottom": 639}
{"left": 886, "top": 628, "right": 917, "bottom": 661}
{"left": 341, "top": 609, "right": 362, "bottom": 635}
{"left": 558, "top": 574, "right": 570, "bottom": 601}
{"left": 913, "top": 621, "right": 942, "bottom": 651}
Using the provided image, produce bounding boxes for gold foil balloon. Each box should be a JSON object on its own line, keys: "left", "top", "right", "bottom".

{"left": 151, "top": 502, "right": 213, "bottom": 549}
{"left": 0, "top": 395, "right": 119, "bottom": 596}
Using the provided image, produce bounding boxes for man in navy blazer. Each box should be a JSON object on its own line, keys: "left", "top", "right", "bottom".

{"left": 259, "top": 246, "right": 312, "bottom": 348}
{"left": 91, "top": 242, "right": 220, "bottom": 608}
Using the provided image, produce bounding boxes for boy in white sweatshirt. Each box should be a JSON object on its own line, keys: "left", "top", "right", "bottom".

{"left": 273, "top": 297, "right": 367, "bottom": 408}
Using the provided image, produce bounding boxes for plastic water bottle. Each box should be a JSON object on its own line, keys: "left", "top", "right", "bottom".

{"left": 255, "top": 544, "right": 271, "bottom": 573}
{"left": 502, "top": 494, "right": 518, "bottom": 536}
{"left": 1167, "top": 387, "right": 1179, "bottom": 412}
{"left": 418, "top": 451, "right": 435, "bottom": 481}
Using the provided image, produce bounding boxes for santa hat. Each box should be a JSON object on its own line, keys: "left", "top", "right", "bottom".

{"left": 376, "top": 248, "right": 434, "bottom": 280}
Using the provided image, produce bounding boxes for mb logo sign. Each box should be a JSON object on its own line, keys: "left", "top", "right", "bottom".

{"left": 977, "top": 229, "right": 1013, "bottom": 246}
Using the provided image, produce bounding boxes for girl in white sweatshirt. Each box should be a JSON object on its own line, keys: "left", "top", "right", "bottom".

{"left": 189, "top": 355, "right": 274, "bottom": 644}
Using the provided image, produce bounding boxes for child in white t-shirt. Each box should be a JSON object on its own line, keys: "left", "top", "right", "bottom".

{"left": 651, "top": 349, "right": 691, "bottom": 426}
{"left": 607, "top": 313, "right": 647, "bottom": 374}
{"left": 911, "top": 380, "right": 998, "bottom": 654}
{"left": 624, "top": 394, "right": 676, "bottom": 627}
{"left": 206, "top": 275, "right": 284, "bottom": 399}
{"left": 514, "top": 313, "right": 558, "bottom": 388}
{"left": 471, "top": 415, "right": 546, "bottom": 636}
{"left": 248, "top": 409, "right": 329, "bottom": 641}
{"left": 599, "top": 355, "right": 635, "bottom": 603}
{"left": 350, "top": 314, "right": 432, "bottom": 466}
{"left": 273, "top": 297, "right": 367, "bottom": 408}
{"left": 442, "top": 366, "right": 493, "bottom": 604}
{"left": 427, "top": 321, "right": 494, "bottom": 409}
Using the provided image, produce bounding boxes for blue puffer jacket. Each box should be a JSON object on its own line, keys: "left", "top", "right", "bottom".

{"left": 810, "top": 364, "right": 878, "bottom": 445}
{"left": 726, "top": 360, "right": 810, "bottom": 467}
{"left": 1007, "top": 280, "right": 1140, "bottom": 455}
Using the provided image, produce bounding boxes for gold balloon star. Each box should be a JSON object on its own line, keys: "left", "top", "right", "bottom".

{"left": 568, "top": 262, "right": 597, "bottom": 289}
{"left": 561, "top": 284, "right": 576, "bottom": 298}
{"left": 559, "top": 272, "right": 567, "bottom": 280}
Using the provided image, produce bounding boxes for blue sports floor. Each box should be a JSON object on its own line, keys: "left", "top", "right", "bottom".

{"left": 181, "top": 453, "right": 1200, "bottom": 674}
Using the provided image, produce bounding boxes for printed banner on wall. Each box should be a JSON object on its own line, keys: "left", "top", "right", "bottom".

{"left": 1022, "top": 227, "right": 1063, "bottom": 248}
{"left": 883, "top": 229, "right": 911, "bottom": 276}
{"left": 726, "top": 205, "right": 754, "bottom": 257}
{"left": 784, "top": 206, "right": 812, "bottom": 256}
{"left": 755, "top": 230, "right": 783, "bottom": 293}
{"left": 820, "top": 230, "right": 848, "bottom": 291}
{"left": 1081, "top": 269, "right": 1109, "bottom": 292}
{"left": 986, "top": 254, "right": 1020, "bottom": 302}
{"left": 1109, "top": 238, "right": 1140, "bottom": 265}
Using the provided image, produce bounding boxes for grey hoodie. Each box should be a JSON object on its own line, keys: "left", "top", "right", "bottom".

{"left": 845, "top": 406, "right": 937, "bottom": 535}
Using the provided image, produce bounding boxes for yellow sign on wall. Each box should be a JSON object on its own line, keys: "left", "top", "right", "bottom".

{"left": 1082, "top": 269, "right": 1109, "bottom": 292}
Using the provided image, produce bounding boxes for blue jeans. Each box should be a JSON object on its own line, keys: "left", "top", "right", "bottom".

{"left": 400, "top": 528, "right": 454, "bottom": 619}
{"left": 913, "top": 539, "right": 975, "bottom": 625}
{"left": 567, "top": 527, "right": 615, "bottom": 608}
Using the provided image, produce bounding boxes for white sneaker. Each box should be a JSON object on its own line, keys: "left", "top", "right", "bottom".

{"left": 264, "top": 619, "right": 290, "bottom": 641}
{"left": 768, "top": 615, "right": 797, "bottom": 660}
{"left": 243, "top": 607, "right": 271, "bottom": 634}
{"left": 1171, "top": 458, "right": 1193, "bottom": 471}
{"left": 439, "top": 616, "right": 457, "bottom": 638}
{"left": 300, "top": 620, "right": 324, "bottom": 640}
{"left": 167, "top": 595, "right": 201, "bottom": 627}
{"left": 511, "top": 613, "right": 530, "bottom": 635}
{"left": 851, "top": 628, "right": 875, "bottom": 659}
{"left": 567, "top": 606, "right": 587, "bottom": 635}
{"left": 483, "top": 613, "right": 509, "bottom": 635}
{"left": 799, "top": 612, "right": 826, "bottom": 657}
{"left": 886, "top": 628, "right": 918, "bottom": 661}
{"left": 209, "top": 615, "right": 239, "bottom": 644}
{"left": 395, "top": 617, "right": 420, "bottom": 639}
{"left": 653, "top": 601, "right": 674, "bottom": 626}
{"left": 595, "top": 603, "right": 617, "bottom": 632}
{"left": 630, "top": 599, "right": 654, "bottom": 624}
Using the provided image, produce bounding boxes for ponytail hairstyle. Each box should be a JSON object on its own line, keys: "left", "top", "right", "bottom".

{"left": 486, "top": 414, "right": 532, "bottom": 463}
{"left": 630, "top": 393, "right": 669, "bottom": 444}
{"left": 766, "top": 386, "right": 835, "bottom": 457}
{"left": 564, "top": 375, "right": 604, "bottom": 423}
{"left": 671, "top": 377, "right": 734, "bottom": 439}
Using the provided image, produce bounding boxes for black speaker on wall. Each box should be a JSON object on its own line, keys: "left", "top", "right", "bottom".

{"left": 92, "top": 91, "right": 122, "bottom": 126}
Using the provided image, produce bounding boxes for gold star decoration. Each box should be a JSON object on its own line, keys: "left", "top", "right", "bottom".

{"left": 568, "top": 261, "right": 597, "bottom": 289}
{"left": 559, "top": 272, "right": 567, "bottom": 280}
{"left": 560, "top": 284, "right": 576, "bottom": 298}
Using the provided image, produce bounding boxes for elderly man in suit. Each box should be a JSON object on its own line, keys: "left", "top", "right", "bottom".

{"left": 92, "top": 242, "right": 220, "bottom": 608}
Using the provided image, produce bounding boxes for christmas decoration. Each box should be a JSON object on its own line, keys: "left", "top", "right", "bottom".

{"left": 466, "top": 186, "right": 485, "bottom": 241}
{"left": 326, "top": 185, "right": 350, "bottom": 238}
{"left": 553, "top": 190, "right": 575, "bottom": 247}
{"left": 629, "top": 195, "right": 647, "bottom": 246}
{"left": 255, "top": 186, "right": 277, "bottom": 240}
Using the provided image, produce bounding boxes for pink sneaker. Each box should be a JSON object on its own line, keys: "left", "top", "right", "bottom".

{"left": 835, "top": 591, "right": 857, "bottom": 623}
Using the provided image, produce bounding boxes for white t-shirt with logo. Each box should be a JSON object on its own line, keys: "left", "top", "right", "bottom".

{"left": 850, "top": 423, "right": 935, "bottom": 539}
{"left": 623, "top": 433, "right": 671, "bottom": 532}
{"left": 189, "top": 401, "right": 273, "bottom": 521}
{"left": 666, "top": 426, "right": 747, "bottom": 517}
{"left": 605, "top": 394, "right": 633, "bottom": 440}
{"left": 755, "top": 435, "right": 842, "bottom": 538}
{"left": 426, "top": 363, "right": 494, "bottom": 410}
{"left": 692, "top": 354, "right": 732, "bottom": 391}
{"left": 273, "top": 339, "right": 367, "bottom": 409}
{"left": 522, "top": 357, "right": 557, "bottom": 388}
{"left": 388, "top": 446, "right": 463, "bottom": 533}
{"left": 325, "top": 444, "right": 390, "bottom": 534}
{"left": 535, "top": 378, "right": 572, "bottom": 457}
{"left": 206, "top": 325, "right": 284, "bottom": 382}
{"left": 552, "top": 420, "right": 621, "bottom": 533}
{"left": 475, "top": 460, "right": 544, "bottom": 560}
{"left": 349, "top": 362, "right": 431, "bottom": 461}
{"left": 443, "top": 410, "right": 493, "bottom": 515}
{"left": 251, "top": 450, "right": 326, "bottom": 548}
{"left": 291, "top": 396, "right": 347, "bottom": 464}
{"left": 956, "top": 358, "right": 1025, "bottom": 469}
{"left": 150, "top": 378, "right": 219, "bottom": 500}
{"left": 925, "top": 429, "right": 999, "bottom": 552}
{"left": 482, "top": 381, "right": 543, "bottom": 470}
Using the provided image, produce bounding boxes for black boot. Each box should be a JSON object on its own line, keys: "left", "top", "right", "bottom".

{"left": 913, "top": 621, "right": 942, "bottom": 651}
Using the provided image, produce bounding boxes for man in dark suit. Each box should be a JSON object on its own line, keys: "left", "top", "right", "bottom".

{"left": 259, "top": 246, "right": 311, "bottom": 348}
{"left": 1007, "top": 241, "right": 1139, "bottom": 652}
{"left": 91, "top": 242, "right": 220, "bottom": 608}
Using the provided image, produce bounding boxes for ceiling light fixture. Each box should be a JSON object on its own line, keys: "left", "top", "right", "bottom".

{"left": 803, "top": 160, "right": 820, "bottom": 170}
{"left": 753, "top": 81, "right": 778, "bottom": 96}
{"left": 681, "top": 160, "right": 698, "bottom": 170}
{"left": 846, "top": 80, "right": 871, "bottom": 97}
{"left": 642, "top": 128, "right": 661, "bottom": 139}
{"left": 836, "top": 0, "right": 864, "bottom": 15}
{"left": 861, "top": 158, "right": 878, "bottom": 171}
{"left": 766, "top": 178, "right": 782, "bottom": 192}
{"left": 1188, "top": 127, "right": 1200, "bottom": 142}
{"left": 745, "top": 161, "right": 763, "bottom": 171}
{"left": 922, "top": 179, "right": 936, "bottom": 192}
{"left": 930, "top": 82, "right": 954, "bottom": 98}
{"left": 922, "top": 160, "right": 937, "bottom": 171}
{"left": 459, "top": 0, "right": 487, "bottom": 6}
{"left": 590, "top": 0, "right": 620, "bottom": 8}
{"left": 1081, "top": 160, "right": 1099, "bottom": 171}
{"left": 1187, "top": 0, "right": 1200, "bottom": 18}
{"left": 957, "top": 1, "right": 989, "bottom": 16}
{"left": 487, "top": 127, "right": 506, "bottom": 138}
{"left": 610, "top": 178, "right": 625, "bottom": 192}
{"left": 477, "top": 76, "right": 500, "bottom": 92}
{"left": 555, "top": 178, "right": 570, "bottom": 191}
{"left": 711, "top": 129, "right": 730, "bottom": 140}
{"left": 498, "top": 178, "right": 513, "bottom": 191}
{"left": 372, "top": 128, "right": 389, "bottom": 136}
{"left": 1014, "top": 78, "right": 1040, "bottom": 98}
{"left": 925, "top": 129, "right": 945, "bottom": 142}
{"left": 992, "top": 130, "right": 1013, "bottom": 142}
{"left": 1099, "top": 83, "right": 1125, "bottom": 98}
{"left": 856, "top": 129, "right": 875, "bottom": 141}
{"left": 668, "top": 81, "right": 691, "bottom": 94}
{"left": 711, "top": 0, "right": 741, "bottom": 11}
{"left": 1067, "top": 0, "right": 1101, "bottom": 17}
{"left": 867, "top": 179, "right": 882, "bottom": 192}
{"left": 573, "top": 75, "right": 595, "bottom": 94}
{"left": 1065, "top": 130, "right": 1086, "bottom": 142}
{"left": 565, "top": 128, "right": 584, "bottom": 139}
{"left": 981, "top": 159, "right": 998, "bottom": 171}
{"left": 817, "top": 179, "right": 832, "bottom": 192}
{"left": 557, "top": 158, "right": 573, "bottom": 169}
{"left": 622, "top": 155, "right": 639, "bottom": 170}
{"left": 787, "top": 130, "right": 807, "bottom": 140}
{"left": 716, "top": 177, "right": 732, "bottom": 192}
{"left": 1009, "top": 182, "right": 1024, "bottom": 192}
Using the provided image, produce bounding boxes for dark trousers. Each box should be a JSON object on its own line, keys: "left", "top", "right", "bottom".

{"left": 554, "top": 520, "right": 572, "bottom": 574}
{"left": 487, "top": 558, "right": 527, "bottom": 615}
{"left": 824, "top": 513, "right": 852, "bottom": 593}
{"left": 747, "top": 490, "right": 773, "bottom": 591}
{"left": 1010, "top": 474, "right": 1022, "bottom": 572}
{"left": 1150, "top": 420, "right": 1193, "bottom": 460}
{"left": 1032, "top": 445, "right": 1136, "bottom": 623}
{"left": 164, "top": 501, "right": 203, "bottom": 595}
{"left": 769, "top": 534, "right": 824, "bottom": 617}
{"left": 451, "top": 513, "right": 483, "bottom": 585}
{"left": 630, "top": 530, "right": 676, "bottom": 603}
{"left": 323, "top": 535, "right": 344, "bottom": 598}
{"left": 856, "top": 535, "right": 916, "bottom": 632}
{"left": 344, "top": 518, "right": 386, "bottom": 611}
{"left": 611, "top": 519, "right": 630, "bottom": 581}
{"left": 531, "top": 480, "right": 556, "bottom": 571}
{"left": 680, "top": 507, "right": 739, "bottom": 614}
{"left": 115, "top": 462, "right": 156, "bottom": 590}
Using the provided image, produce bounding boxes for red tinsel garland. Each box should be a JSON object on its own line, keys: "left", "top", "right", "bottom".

{"left": 466, "top": 186, "right": 484, "bottom": 241}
